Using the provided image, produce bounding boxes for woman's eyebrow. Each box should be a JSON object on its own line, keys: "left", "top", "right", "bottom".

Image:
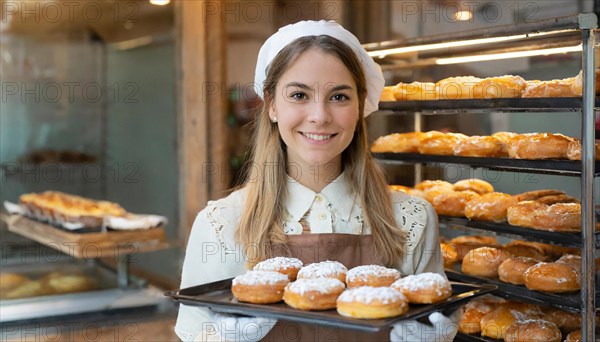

{"left": 284, "top": 82, "right": 312, "bottom": 90}
{"left": 327, "top": 84, "right": 353, "bottom": 92}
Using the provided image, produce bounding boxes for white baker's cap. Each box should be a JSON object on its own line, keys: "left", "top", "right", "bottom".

{"left": 254, "top": 20, "right": 384, "bottom": 116}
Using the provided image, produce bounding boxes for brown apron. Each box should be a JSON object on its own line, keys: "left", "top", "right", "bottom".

{"left": 262, "top": 233, "right": 392, "bottom": 342}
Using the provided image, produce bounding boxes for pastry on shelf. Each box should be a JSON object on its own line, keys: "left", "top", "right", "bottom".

{"left": 473, "top": 75, "right": 527, "bottom": 99}
{"left": 448, "top": 235, "right": 498, "bottom": 261}
{"left": 507, "top": 133, "right": 575, "bottom": 159}
{"left": 393, "top": 81, "right": 437, "bottom": 101}
{"left": 462, "top": 246, "right": 513, "bottom": 278}
{"left": 465, "top": 192, "right": 517, "bottom": 222}
{"left": 436, "top": 76, "right": 481, "bottom": 99}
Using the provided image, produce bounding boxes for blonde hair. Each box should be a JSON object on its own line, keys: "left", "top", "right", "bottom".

{"left": 235, "top": 35, "right": 407, "bottom": 268}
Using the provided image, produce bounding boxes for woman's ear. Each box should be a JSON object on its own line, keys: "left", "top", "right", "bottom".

{"left": 269, "top": 103, "right": 277, "bottom": 122}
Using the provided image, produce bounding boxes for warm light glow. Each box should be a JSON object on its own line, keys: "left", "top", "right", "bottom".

{"left": 366, "top": 30, "right": 573, "bottom": 58}
{"left": 436, "top": 45, "right": 581, "bottom": 65}
{"left": 150, "top": 0, "right": 170, "bottom": 5}
{"left": 454, "top": 10, "right": 473, "bottom": 21}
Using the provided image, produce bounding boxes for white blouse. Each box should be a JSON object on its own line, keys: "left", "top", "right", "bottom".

{"left": 175, "top": 172, "right": 444, "bottom": 341}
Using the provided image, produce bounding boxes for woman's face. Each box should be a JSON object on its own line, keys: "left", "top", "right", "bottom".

{"left": 269, "top": 48, "right": 359, "bottom": 174}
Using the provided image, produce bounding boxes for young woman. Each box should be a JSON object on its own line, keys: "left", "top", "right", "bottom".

{"left": 175, "top": 20, "right": 455, "bottom": 342}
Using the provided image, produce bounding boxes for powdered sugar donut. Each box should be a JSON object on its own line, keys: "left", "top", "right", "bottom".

{"left": 253, "top": 257, "right": 303, "bottom": 281}
{"left": 337, "top": 286, "right": 408, "bottom": 319}
{"left": 231, "top": 271, "right": 290, "bottom": 304}
{"left": 391, "top": 272, "right": 452, "bottom": 304}
{"left": 297, "top": 260, "right": 347, "bottom": 283}
{"left": 283, "top": 278, "right": 345, "bottom": 310}
{"left": 346, "top": 265, "right": 401, "bottom": 288}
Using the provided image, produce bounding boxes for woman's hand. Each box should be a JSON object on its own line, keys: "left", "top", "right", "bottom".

{"left": 206, "top": 312, "right": 278, "bottom": 342}
{"left": 390, "top": 312, "right": 457, "bottom": 342}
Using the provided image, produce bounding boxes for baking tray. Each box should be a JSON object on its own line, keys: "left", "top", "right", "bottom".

{"left": 445, "top": 267, "right": 600, "bottom": 313}
{"left": 165, "top": 279, "right": 496, "bottom": 333}
{"left": 438, "top": 216, "right": 600, "bottom": 248}
{"left": 373, "top": 153, "right": 600, "bottom": 176}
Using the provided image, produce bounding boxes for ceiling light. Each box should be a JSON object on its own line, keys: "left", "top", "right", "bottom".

{"left": 436, "top": 45, "right": 581, "bottom": 65}
{"left": 454, "top": 10, "right": 473, "bottom": 21}
{"left": 150, "top": 0, "right": 170, "bottom": 5}
{"left": 366, "top": 30, "right": 573, "bottom": 58}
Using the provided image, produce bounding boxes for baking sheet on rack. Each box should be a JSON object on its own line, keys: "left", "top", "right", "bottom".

{"left": 166, "top": 279, "right": 496, "bottom": 333}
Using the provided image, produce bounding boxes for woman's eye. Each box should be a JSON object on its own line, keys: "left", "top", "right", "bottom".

{"left": 290, "top": 92, "right": 307, "bottom": 100}
{"left": 331, "top": 93, "right": 349, "bottom": 102}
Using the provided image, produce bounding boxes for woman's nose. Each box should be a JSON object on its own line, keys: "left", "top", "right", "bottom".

{"left": 307, "top": 100, "right": 332, "bottom": 124}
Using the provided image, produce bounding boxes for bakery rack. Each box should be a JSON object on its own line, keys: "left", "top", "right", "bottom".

{"left": 367, "top": 13, "right": 598, "bottom": 341}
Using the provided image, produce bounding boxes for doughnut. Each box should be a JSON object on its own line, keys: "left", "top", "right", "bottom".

{"left": 452, "top": 179, "right": 494, "bottom": 195}
{"left": 458, "top": 295, "right": 506, "bottom": 334}
{"left": 45, "top": 273, "right": 94, "bottom": 294}
{"left": 390, "top": 272, "right": 452, "bottom": 304}
{"left": 3, "top": 280, "right": 53, "bottom": 299}
{"left": 283, "top": 278, "right": 345, "bottom": 310}
{"left": 231, "top": 271, "right": 290, "bottom": 304}
{"left": 380, "top": 86, "right": 396, "bottom": 101}
{"left": 473, "top": 75, "right": 527, "bottom": 99}
{"left": 393, "top": 82, "right": 437, "bottom": 101}
{"left": 522, "top": 78, "right": 578, "bottom": 98}
{"left": 449, "top": 235, "right": 498, "bottom": 260}
{"left": 524, "top": 262, "right": 580, "bottom": 293}
{"left": 418, "top": 133, "right": 468, "bottom": 155}
{"left": 432, "top": 190, "right": 480, "bottom": 217}
{"left": 504, "top": 320, "right": 562, "bottom": 342}
{"left": 507, "top": 201, "right": 547, "bottom": 228}
{"left": 462, "top": 247, "right": 513, "bottom": 278}
{"left": 371, "top": 132, "right": 422, "bottom": 153}
{"left": 297, "top": 260, "right": 347, "bottom": 283}
{"left": 502, "top": 240, "right": 550, "bottom": 261}
{"left": 465, "top": 192, "right": 517, "bottom": 222}
{"left": 440, "top": 242, "right": 460, "bottom": 268}
{"left": 565, "top": 330, "right": 582, "bottom": 342}
{"left": 452, "top": 135, "right": 506, "bottom": 157}
{"left": 498, "top": 256, "right": 540, "bottom": 285}
{"left": 253, "top": 257, "right": 304, "bottom": 281}
{"left": 535, "top": 194, "right": 579, "bottom": 205}
{"left": 531, "top": 202, "right": 581, "bottom": 232}
{"left": 414, "top": 179, "right": 453, "bottom": 191}
{"left": 507, "top": 133, "right": 574, "bottom": 159}
{"left": 389, "top": 185, "right": 412, "bottom": 193}
{"left": 513, "top": 189, "right": 565, "bottom": 202}
{"left": 336, "top": 286, "right": 408, "bottom": 319}
{"left": 541, "top": 307, "right": 581, "bottom": 332}
{"left": 345, "top": 265, "right": 401, "bottom": 288}
{"left": 566, "top": 138, "right": 600, "bottom": 160}
{"left": 437, "top": 76, "right": 481, "bottom": 99}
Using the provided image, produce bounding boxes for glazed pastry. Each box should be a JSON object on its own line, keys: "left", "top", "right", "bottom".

{"left": 283, "top": 278, "right": 345, "bottom": 310}
{"left": 524, "top": 262, "right": 581, "bottom": 293}
{"left": 253, "top": 257, "right": 304, "bottom": 281}
{"left": 473, "top": 75, "right": 527, "bottom": 99}
{"left": 297, "top": 261, "right": 348, "bottom": 283}
{"left": 231, "top": 271, "right": 289, "bottom": 304}
{"left": 345, "top": 265, "right": 401, "bottom": 288}
{"left": 462, "top": 247, "right": 513, "bottom": 278}
{"left": 432, "top": 190, "right": 480, "bottom": 217}
{"left": 390, "top": 272, "right": 452, "bottom": 304}
{"left": 337, "top": 286, "right": 408, "bottom": 319}
{"left": 498, "top": 256, "right": 540, "bottom": 285}
{"left": 465, "top": 192, "right": 517, "bottom": 222}
{"left": 452, "top": 179, "right": 494, "bottom": 195}
{"left": 504, "top": 320, "right": 562, "bottom": 342}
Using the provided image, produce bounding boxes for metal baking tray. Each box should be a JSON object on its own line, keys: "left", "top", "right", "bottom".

{"left": 445, "top": 268, "right": 600, "bottom": 313}
{"left": 373, "top": 153, "right": 600, "bottom": 176}
{"left": 438, "top": 216, "right": 600, "bottom": 248}
{"left": 165, "top": 279, "right": 496, "bottom": 333}
{"left": 378, "top": 97, "right": 600, "bottom": 114}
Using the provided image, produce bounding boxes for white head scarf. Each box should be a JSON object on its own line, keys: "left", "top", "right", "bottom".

{"left": 254, "top": 20, "right": 384, "bottom": 116}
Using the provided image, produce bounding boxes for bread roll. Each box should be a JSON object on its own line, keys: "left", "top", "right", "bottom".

{"left": 507, "top": 201, "right": 547, "bottom": 228}
{"left": 371, "top": 132, "right": 422, "bottom": 153}
{"left": 541, "top": 307, "right": 581, "bottom": 332}
{"left": 449, "top": 235, "right": 498, "bottom": 260}
{"left": 504, "top": 320, "right": 562, "bottom": 342}
{"left": 507, "top": 133, "right": 574, "bottom": 159}
{"left": 480, "top": 305, "right": 518, "bottom": 339}
{"left": 566, "top": 138, "right": 600, "bottom": 160}
{"left": 462, "top": 247, "right": 513, "bottom": 278}
{"left": 502, "top": 240, "right": 550, "bottom": 261}
{"left": 458, "top": 295, "right": 506, "bottom": 334}
{"left": 531, "top": 202, "right": 581, "bottom": 232}
{"left": 465, "top": 192, "right": 517, "bottom": 222}
{"left": 522, "top": 77, "right": 578, "bottom": 98}
{"left": 441, "top": 242, "right": 460, "bottom": 268}
{"left": 513, "top": 189, "right": 565, "bottom": 202}
{"left": 393, "top": 82, "right": 437, "bottom": 101}
{"left": 418, "top": 133, "right": 468, "bottom": 155}
{"left": 524, "top": 262, "right": 581, "bottom": 293}
{"left": 473, "top": 75, "right": 527, "bottom": 99}
{"left": 433, "top": 190, "right": 480, "bottom": 217}
{"left": 453, "top": 135, "right": 506, "bottom": 157}
{"left": 498, "top": 256, "right": 540, "bottom": 285}
{"left": 380, "top": 86, "right": 396, "bottom": 101}
{"left": 452, "top": 179, "right": 494, "bottom": 195}
{"left": 437, "top": 76, "right": 481, "bottom": 99}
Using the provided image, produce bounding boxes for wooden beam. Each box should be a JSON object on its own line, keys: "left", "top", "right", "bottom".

{"left": 176, "top": 0, "right": 228, "bottom": 240}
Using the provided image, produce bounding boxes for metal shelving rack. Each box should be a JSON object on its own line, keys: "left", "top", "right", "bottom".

{"left": 368, "top": 13, "right": 598, "bottom": 340}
